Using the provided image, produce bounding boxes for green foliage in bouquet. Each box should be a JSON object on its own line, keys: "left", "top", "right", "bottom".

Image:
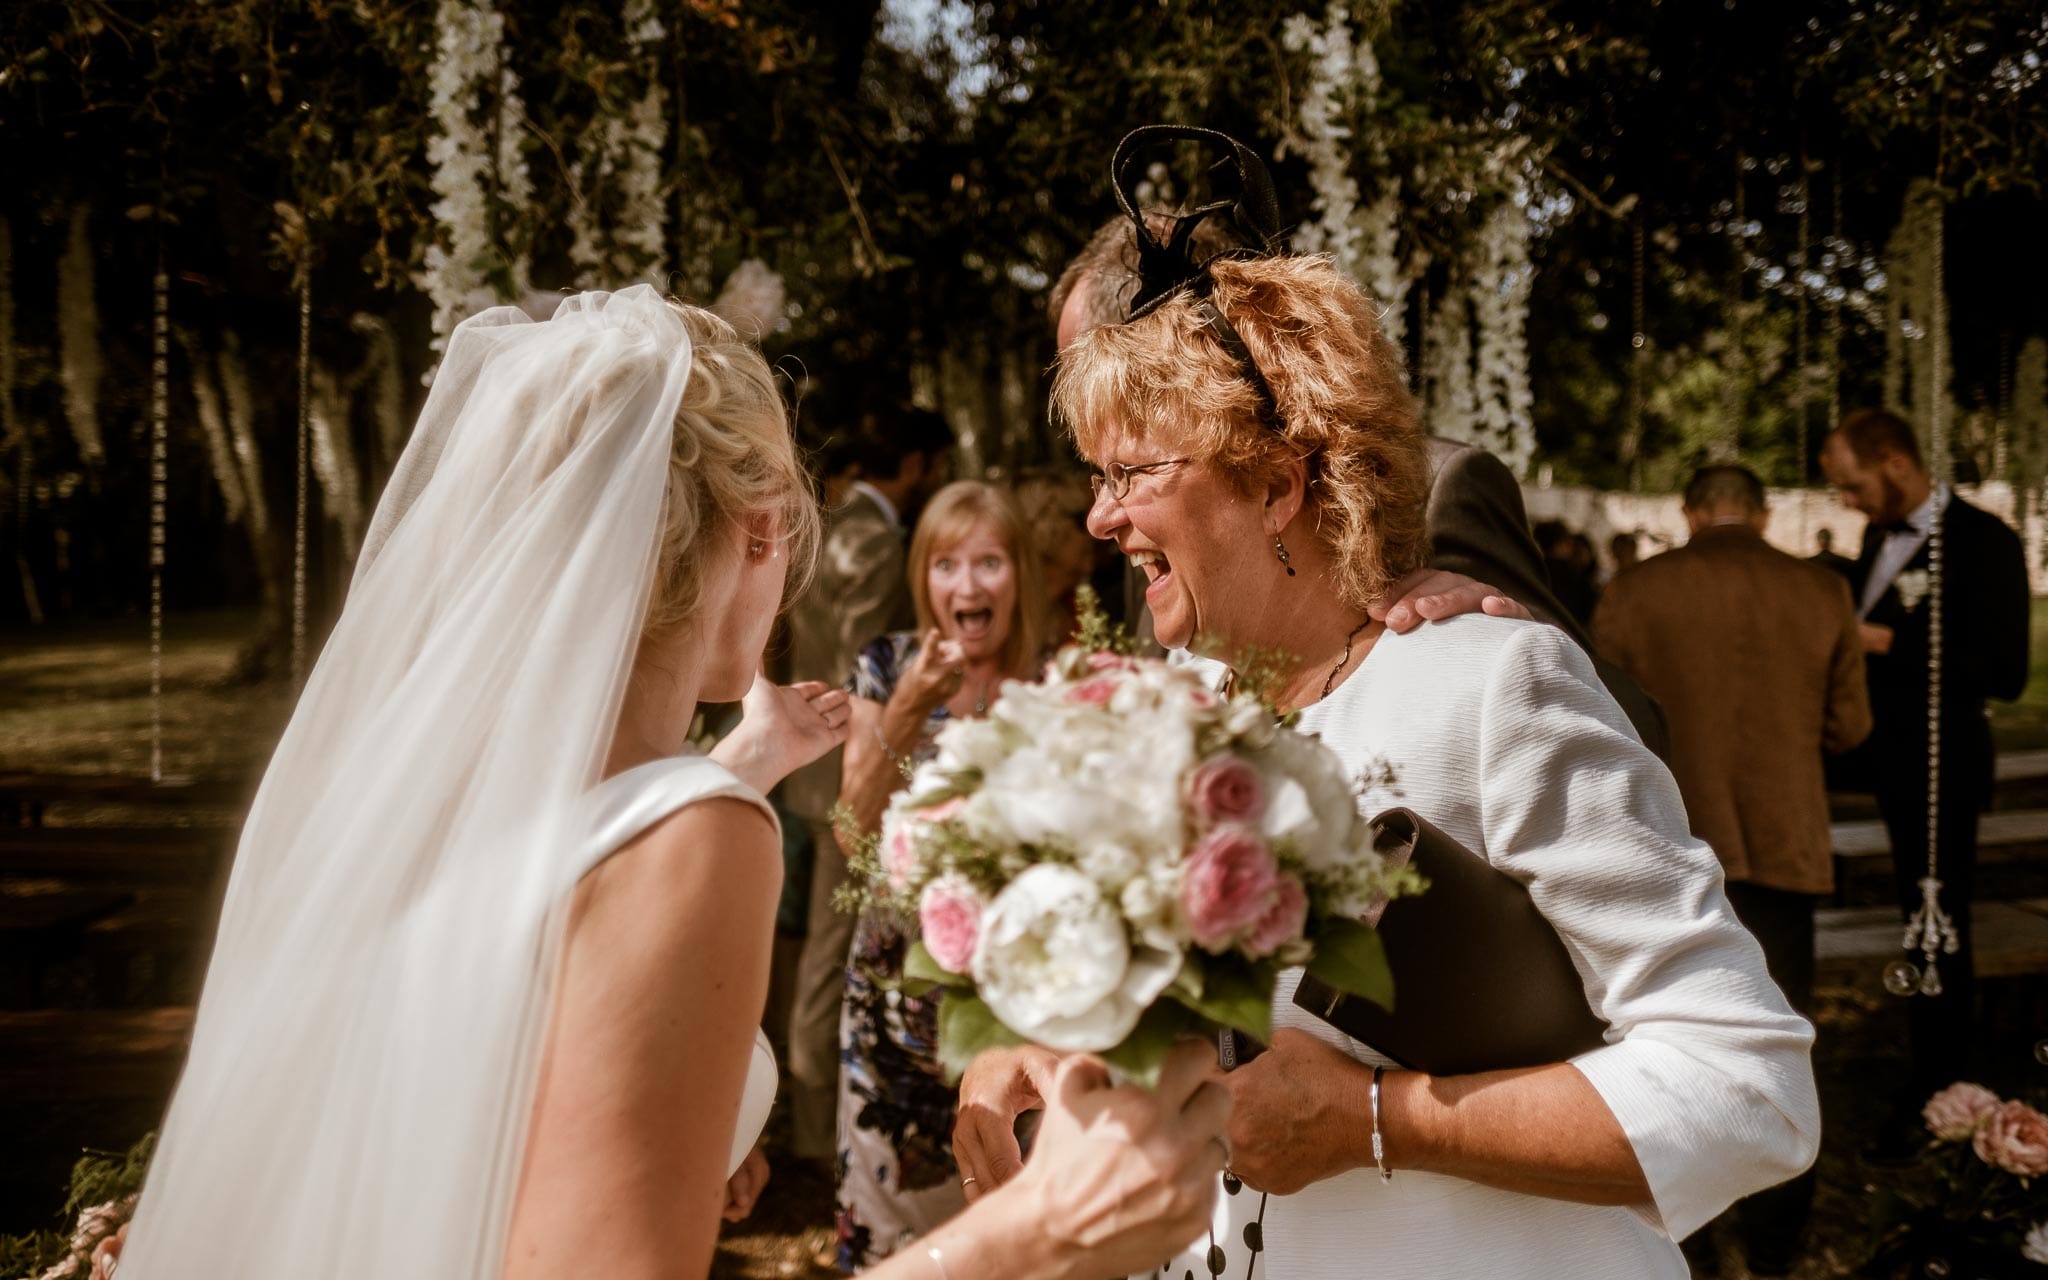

{"left": 0, "top": 1132, "right": 154, "bottom": 1280}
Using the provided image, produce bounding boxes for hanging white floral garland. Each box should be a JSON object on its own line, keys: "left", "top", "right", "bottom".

{"left": 419, "top": 0, "right": 532, "bottom": 360}
{"left": 568, "top": 0, "right": 669, "bottom": 288}
{"left": 57, "top": 205, "right": 106, "bottom": 465}
{"left": 1467, "top": 184, "right": 1537, "bottom": 475}
{"left": 1882, "top": 178, "right": 1951, "bottom": 450}
{"left": 1420, "top": 277, "right": 1476, "bottom": 440}
{"left": 1279, "top": 4, "right": 1408, "bottom": 345}
{"left": 178, "top": 331, "right": 247, "bottom": 525}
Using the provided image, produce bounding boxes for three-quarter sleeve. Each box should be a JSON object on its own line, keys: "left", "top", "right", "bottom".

{"left": 1474, "top": 623, "right": 1820, "bottom": 1241}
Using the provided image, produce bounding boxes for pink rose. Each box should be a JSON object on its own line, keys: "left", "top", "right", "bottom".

{"left": 1924, "top": 1081, "right": 2002, "bottom": 1140}
{"left": 1087, "top": 652, "right": 1138, "bottom": 672}
{"left": 1244, "top": 873, "right": 1307, "bottom": 957}
{"left": 1973, "top": 1100, "right": 2048, "bottom": 1176}
{"left": 1068, "top": 675, "right": 1118, "bottom": 707}
{"left": 884, "top": 824, "right": 918, "bottom": 891}
{"left": 1188, "top": 755, "right": 1266, "bottom": 826}
{"left": 918, "top": 877, "right": 986, "bottom": 974}
{"left": 1181, "top": 827, "right": 1279, "bottom": 950}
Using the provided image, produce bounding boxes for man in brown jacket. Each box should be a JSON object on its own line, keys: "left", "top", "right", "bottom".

{"left": 1594, "top": 464, "right": 1871, "bottom": 1277}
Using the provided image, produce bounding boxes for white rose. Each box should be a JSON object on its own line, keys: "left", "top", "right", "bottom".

{"left": 973, "top": 864, "right": 1181, "bottom": 1051}
{"left": 1120, "top": 860, "right": 1188, "bottom": 952}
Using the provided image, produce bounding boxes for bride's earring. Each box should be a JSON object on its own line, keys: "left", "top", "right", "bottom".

{"left": 1273, "top": 533, "right": 1295, "bottom": 577}
{"left": 748, "top": 538, "right": 768, "bottom": 559}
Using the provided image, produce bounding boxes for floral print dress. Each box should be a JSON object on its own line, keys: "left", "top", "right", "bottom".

{"left": 834, "top": 631, "right": 967, "bottom": 1271}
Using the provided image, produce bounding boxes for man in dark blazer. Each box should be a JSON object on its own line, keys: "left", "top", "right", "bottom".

{"left": 1819, "top": 408, "right": 2031, "bottom": 1150}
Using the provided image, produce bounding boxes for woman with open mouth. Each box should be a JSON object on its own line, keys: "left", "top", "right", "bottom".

{"left": 830, "top": 479, "right": 1049, "bottom": 1270}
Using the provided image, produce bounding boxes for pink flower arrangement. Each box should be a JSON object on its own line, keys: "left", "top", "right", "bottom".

{"left": 1181, "top": 828, "right": 1280, "bottom": 950}
{"left": 1245, "top": 873, "right": 1307, "bottom": 957}
{"left": 1973, "top": 1100, "right": 2048, "bottom": 1177}
{"left": 1188, "top": 755, "right": 1266, "bottom": 825}
{"left": 1923, "top": 1081, "right": 2002, "bottom": 1140}
{"left": 1066, "top": 675, "right": 1118, "bottom": 706}
{"left": 919, "top": 877, "right": 986, "bottom": 974}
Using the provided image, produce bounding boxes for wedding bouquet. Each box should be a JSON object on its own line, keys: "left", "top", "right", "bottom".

{"left": 864, "top": 643, "right": 1420, "bottom": 1085}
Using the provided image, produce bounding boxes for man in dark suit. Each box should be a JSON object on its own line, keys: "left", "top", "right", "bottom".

{"left": 1819, "top": 408, "right": 2031, "bottom": 1151}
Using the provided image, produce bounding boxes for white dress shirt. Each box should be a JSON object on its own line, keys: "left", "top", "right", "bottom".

{"left": 1859, "top": 484, "right": 1950, "bottom": 618}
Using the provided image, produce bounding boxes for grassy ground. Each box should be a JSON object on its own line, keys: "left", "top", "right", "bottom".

{"left": 2, "top": 611, "right": 2045, "bottom": 1277}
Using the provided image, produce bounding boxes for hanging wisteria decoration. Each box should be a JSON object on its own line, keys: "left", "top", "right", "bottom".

{"left": 419, "top": 0, "right": 532, "bottom": 361}
{"left": 1420, "top": 277, "right": 1476, "bottom": 440}
{"left": 1882, "top": 179, "right": 1952, "bottom": 452}
{"left": 180, "top": 332, "right": 247, "bottom": 526}
{"left": 1468, "top": 191, "right": 1537, "bottom": 476}
{"left": 57, "top": 205, "right": 106, "bottom": 466}
{"left": 218, "top": 335, "right": 270, "bottom": 550}
{"left": 349, "top": 313, "right": 407, "bottom": 473}
{"left": 308, "top": 364, "right": 364, "bottom": 560}
{"left": 568, "top": 0, "right": 669, "bottom": 289}
{"left": 1279, "top": 4, "right": 1408, "bottom": 345}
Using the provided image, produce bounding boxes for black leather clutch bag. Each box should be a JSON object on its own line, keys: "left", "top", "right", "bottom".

{"left": 1292, "top": 807, "right": 1609, "bottom": 1076}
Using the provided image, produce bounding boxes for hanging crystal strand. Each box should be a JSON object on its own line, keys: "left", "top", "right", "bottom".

{"left": 1826, "top": 167, "right": 1843, "bottom": 431}
{"left": 149, "top": 251, "right": 170, "bottom": 783}
{"left": 1794, "top": 148, "right": 1811, "bottom": 483}
{"left": 292, "top": 265, "right": 311, "bottom": 687}
{"left": 1900, "top": 185, "right": 1958, "bottom": 996}
{"left": 1627, "top": 210, "right": 1647, "bottom": 491}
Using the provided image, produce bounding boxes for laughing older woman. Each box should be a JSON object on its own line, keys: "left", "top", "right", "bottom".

{"left": 962, "top": 247, "right": 1819, "bottom": 1279}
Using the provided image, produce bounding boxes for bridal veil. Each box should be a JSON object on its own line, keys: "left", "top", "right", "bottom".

{"left": 123, "top": 287, "right": 696, "bottom": 1278}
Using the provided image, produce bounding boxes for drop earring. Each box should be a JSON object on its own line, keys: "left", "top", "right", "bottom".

{"left": 1273, "top": 533, "right": 1295, "bottom": 577}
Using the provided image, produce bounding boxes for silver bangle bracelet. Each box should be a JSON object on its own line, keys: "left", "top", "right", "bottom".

{"left": 1370, "top": 1064, "right": 1393, "bottom": 1183}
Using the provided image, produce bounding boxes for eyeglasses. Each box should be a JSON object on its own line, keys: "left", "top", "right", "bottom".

{"left": 1088, "top": 458, "right": 1191, "bottom": 502}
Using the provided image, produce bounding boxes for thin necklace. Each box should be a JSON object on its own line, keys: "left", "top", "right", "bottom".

{"left": 1319, "top": 617, "right": 1372, "bottom": 702}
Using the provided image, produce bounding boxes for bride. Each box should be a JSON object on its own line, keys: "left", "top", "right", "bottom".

{"left": 111, "top": 287, "right": 1227, "bottom": 1279}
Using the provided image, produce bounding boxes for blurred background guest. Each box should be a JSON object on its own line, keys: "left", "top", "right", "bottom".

{"left": 830, "top": 480, "right": 1044, "bottom": 1270}
{"left": 1594, "top": 464, "right": 1870, "bottom": 1277}
{"left": 779, "top": 406, "right": 953, "bottom": 1165}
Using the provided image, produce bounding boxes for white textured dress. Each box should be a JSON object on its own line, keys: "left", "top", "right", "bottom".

{"left": 581, "top": 754, "right": 780, "bottom": 1179}
{"left": 1164, "top": 615, "right": 1819, "bottom": 1280}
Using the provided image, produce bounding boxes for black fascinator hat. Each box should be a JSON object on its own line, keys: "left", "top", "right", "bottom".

{"left": 1109, "top": 125, "right": 1289, "bottom": 432}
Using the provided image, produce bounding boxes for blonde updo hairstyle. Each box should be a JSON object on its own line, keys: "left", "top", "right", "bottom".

{"left": 644, "top": 301, "right": 821, "bottom": 637}
{"left": 907, "top": 481, "right": 1046, "bottom": 679}
{"left": 1051, "top": 253, "right": 1429, "bottom": 611}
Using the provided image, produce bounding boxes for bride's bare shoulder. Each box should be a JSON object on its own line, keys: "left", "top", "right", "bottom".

{"left": 576, "top": 795, "right": 781, "bottom": 929}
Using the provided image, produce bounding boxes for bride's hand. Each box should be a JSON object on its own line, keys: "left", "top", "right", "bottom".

{"left": 1010, "top": 1040, "right": 1229, "bottom": 1277}
{"left": 710, "top": 675, "right": 852, "bottom": 793}
{"left": 721, "top": 1144, "right": 771, "bottom": 1222}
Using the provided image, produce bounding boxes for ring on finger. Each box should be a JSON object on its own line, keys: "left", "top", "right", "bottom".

{"left": 961, "top": 1175, "right": 979, "bottom": 1188}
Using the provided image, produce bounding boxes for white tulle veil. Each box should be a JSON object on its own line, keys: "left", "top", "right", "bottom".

{"left": 124, "top": 286, "right": 696, "bottom": 1278}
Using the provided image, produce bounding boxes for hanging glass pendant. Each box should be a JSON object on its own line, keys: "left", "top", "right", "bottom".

{"left": 1883, "top": 960, "right": 1922, "bottom": 997}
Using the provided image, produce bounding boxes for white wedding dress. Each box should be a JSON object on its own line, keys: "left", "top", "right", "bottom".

{"left": 121, "top": 289, "right": 754, "bottom": 1279}
{"left": 582, "top": 754, "right": 779, "bottom": 1179}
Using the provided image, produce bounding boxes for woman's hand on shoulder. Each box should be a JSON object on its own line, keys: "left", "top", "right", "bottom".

{"left": 710, "top": 674, "right": 852, "bottom": 793}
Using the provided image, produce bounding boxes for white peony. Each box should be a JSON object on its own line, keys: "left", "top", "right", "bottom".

{"left": 973, "top": 864, "right": 1181, "bottom": 1051}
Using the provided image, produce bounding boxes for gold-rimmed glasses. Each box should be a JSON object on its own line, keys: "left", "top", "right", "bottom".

{"left": 1088, "top": 458, "right": 1191, "bottom": 502}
